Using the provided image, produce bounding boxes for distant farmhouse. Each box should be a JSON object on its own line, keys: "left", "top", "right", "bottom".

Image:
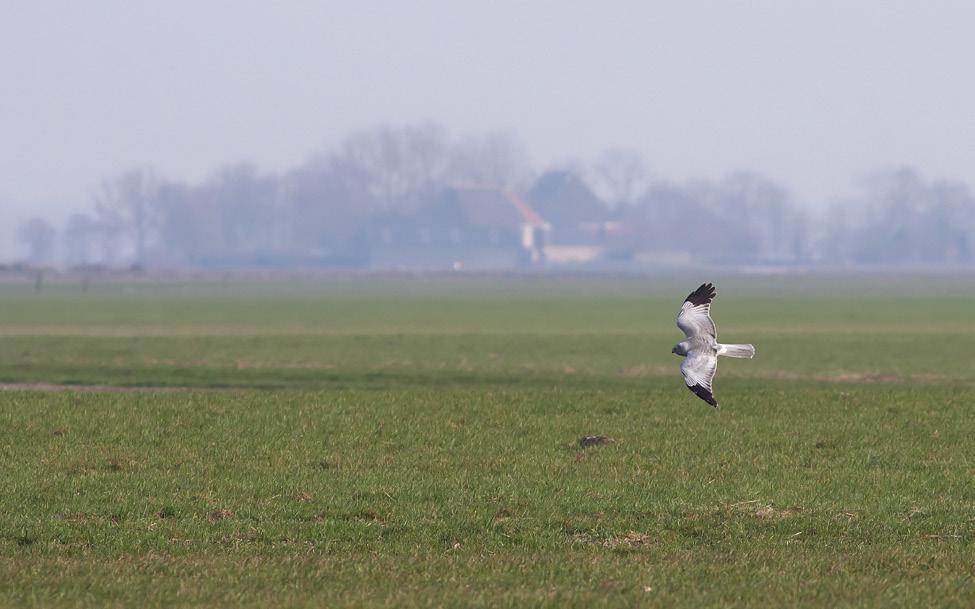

{"left": 526, "top": 171, "right": 627, "bottom": 264}
{"left": 362, "top": 174, "right": 650, "bottom": 270}
{"left": 367, "top": 185, "right": 550, "bottom": 270}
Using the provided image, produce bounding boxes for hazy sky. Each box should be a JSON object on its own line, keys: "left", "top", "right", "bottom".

{"left": 2, "top": 0, "right": 975, "bottom": 253}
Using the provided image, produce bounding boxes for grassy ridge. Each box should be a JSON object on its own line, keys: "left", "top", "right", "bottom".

{"left": 1, "top": 275, "right": 973, "bottom": 607}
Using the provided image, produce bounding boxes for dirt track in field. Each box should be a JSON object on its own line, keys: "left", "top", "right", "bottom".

{"left": 0, "top": 383, "right": 188, "bottom": 393}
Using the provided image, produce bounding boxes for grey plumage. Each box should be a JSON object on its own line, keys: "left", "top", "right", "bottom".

{"left": 672, "top": 283, "right": 755, "bottom": 407}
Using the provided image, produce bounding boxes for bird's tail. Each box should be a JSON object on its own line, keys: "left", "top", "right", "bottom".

{"left": 717, "top": 343, "right": 755, "bottom": 358}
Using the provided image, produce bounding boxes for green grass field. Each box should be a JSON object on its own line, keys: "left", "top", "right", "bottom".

{"left": 1, "top": 274, "right": 973, "bottom": 608}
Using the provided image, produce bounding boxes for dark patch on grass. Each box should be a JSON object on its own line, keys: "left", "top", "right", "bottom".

{"left": 674, "top": 523, "right": 708, "bottom": 540}
{"left": 578, "top": 435, "right": 616, "bottom": 449}
{"left": 350, "top": 510, "right": 383, "bottom": 524}
{"left": 492, "top": 507, "right": 513, "bottom": 522}
{"left": 208, "top": 509, "right": 235, "bottom": 522}
{"left": 598, "top": 578, "right": 625, "bottom": 591}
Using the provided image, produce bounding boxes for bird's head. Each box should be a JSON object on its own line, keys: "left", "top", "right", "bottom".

{"left": 672, "top": 342, "right": 688, "bottom": 356}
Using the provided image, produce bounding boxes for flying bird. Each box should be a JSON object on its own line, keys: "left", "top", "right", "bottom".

{"left": 672, "top": 283, "right": 754, "bottom": 407}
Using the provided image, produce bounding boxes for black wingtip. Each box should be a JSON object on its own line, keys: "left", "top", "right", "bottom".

{"left": 688, "top": 383, "right": 718, "bottom": 407}
{"left": 684, "top": 283, "right": 716, "bottom": 307}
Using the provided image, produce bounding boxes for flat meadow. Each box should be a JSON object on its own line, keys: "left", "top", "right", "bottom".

{"left": 0, "top": 273, "right": 973, "bottom": 608}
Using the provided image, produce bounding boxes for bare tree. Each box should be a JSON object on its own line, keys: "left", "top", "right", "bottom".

{"left": 18, "top": 217, "right": 57, "bottom": 264}
{"left": 589, "top": 148, "right": 650, "bottom": 207}
{"left": 624, "top": 172, "right": 806, "bottom": 264}
{"left": 152, "top": 180, "right": 209, "bottom": 265}
{"left": 338, "top": 123, "right": 449, "bottom": 209}
{"left": 94, "top": 168, "right": 158, "bottom": 266}
{"left": 280, "top": 155, "right": 375, "bottom": 258}
{"left": 713, "top": 173, "right": 807, "bottom": 262}
{"left": 829, "top": 168, "right": 975, "bottom": 264}
{"left": 63, "top": 213, "right": 96, "bottom": 266}
{"left": 446, "top": 131, "right": 532, "bottom": 188}
{"left": 206, "top": 163, "right": 279, "bottom": 254}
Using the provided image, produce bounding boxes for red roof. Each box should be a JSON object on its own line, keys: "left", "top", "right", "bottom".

{"left": 450, "top": 184, "right": 548, "bottom": 229}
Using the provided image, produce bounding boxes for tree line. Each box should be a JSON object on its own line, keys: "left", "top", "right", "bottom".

{"left": 15, "top": 123, "right": 975, "bottom": 269}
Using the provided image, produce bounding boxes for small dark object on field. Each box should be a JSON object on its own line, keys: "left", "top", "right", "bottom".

{"left": 579, "top": 435, "right": 615, "bottom": 449}
{"left": 208, "top": 509, "right": 235, "bottom": 522}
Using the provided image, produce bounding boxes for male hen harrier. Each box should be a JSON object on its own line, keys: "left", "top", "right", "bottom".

{"left": 672, "top": 283, "right": 754, "bottom": 407}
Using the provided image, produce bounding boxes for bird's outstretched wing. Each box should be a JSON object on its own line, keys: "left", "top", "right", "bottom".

{"left": 677, "top": 283, "right": 717, "bottom": 339}
{"left": 681, "top": 349, "right": 718, "bottom": 407}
